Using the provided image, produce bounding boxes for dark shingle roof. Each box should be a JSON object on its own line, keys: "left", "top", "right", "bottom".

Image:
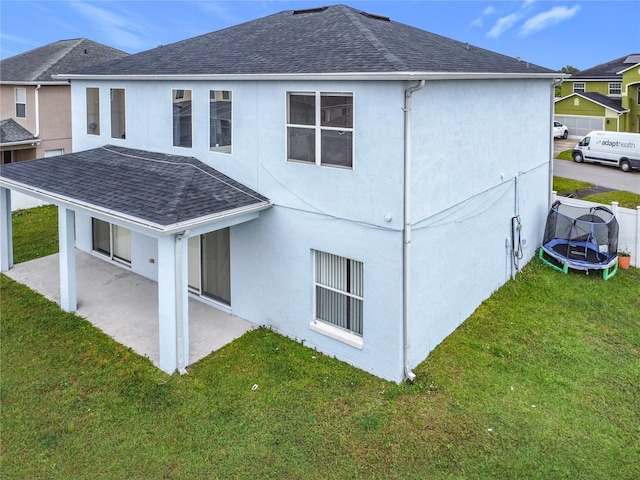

{"left": 0, "top": 38, "right": 129, "bottom": 82}
{"left": 0, "top": 119, "right": 38, "bottom": 144}
{"left": 569, "top": 53, "right": 640, "bottom": 80}
{"left": 71, "top": 4, "right": 554, "bottom": 77}
{"left": 0, "top": 145, "right": 270, "bottom": 227}
{"left": 578, "top": 92, "right": 625, "bottom": 113}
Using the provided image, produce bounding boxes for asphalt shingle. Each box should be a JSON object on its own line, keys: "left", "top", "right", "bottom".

{"left": 69, "top": 4, "right": 555, "bottom": 77}
{"left": 0, "top": 145, "right": 270, "bottom": 226}
{"left": 0, "top": 119, "right": 37, "bottom": 144}
{"left": 0, "top": 38, "right": 129, "bottom": 82}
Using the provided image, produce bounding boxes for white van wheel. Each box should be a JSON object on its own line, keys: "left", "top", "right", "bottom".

{"left": 573, "top": 152, "right": 584, "bottom": 163}
{"left": 620, "top": 160, "right": 631, "bottom": 172}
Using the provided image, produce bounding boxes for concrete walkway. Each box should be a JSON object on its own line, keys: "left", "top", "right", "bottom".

{"left": 4, "top": 250, "right": 256, "bottom": 369}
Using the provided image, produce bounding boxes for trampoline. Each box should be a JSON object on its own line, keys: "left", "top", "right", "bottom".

{"left": 538, "top": 200, "right": 619, "bottom": 280}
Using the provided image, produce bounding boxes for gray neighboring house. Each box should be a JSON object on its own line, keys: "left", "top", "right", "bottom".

{"left": 1, "top": 5, "right": 561, "bottom": 381}
{"left": 0, "top": 38, "right": 128, "bottom": 163}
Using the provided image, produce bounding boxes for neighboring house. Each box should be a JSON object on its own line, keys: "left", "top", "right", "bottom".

{"left": 555, "top": 53, "right": 640, "bottom": 137}
{"left": 0, "top": 38, "right": 128, "bottom": 164}
{"left": 0, "top": 5, "right": 561, "bottom": 382}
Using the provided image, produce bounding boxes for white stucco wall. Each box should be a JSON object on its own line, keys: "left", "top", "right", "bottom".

{"left": 408, "top": 79, "right": 552, "bottom": 364}
{"left": 69, "top": 77, "right": 553, "bottom": 382}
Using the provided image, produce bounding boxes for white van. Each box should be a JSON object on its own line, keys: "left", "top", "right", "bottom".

{"left": 572, "top": 131, "right": 640, "bottom": 172}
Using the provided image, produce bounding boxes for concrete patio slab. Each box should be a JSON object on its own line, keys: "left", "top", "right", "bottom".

{"left": 3, "top": 250, "right": 256, "bottom": 369}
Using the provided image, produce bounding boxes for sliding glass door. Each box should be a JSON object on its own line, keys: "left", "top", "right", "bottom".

{"left": 188, "top": 228, "right": 230, "bottom": 305}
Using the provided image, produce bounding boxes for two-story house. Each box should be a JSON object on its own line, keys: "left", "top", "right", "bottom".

{"left": 0, "top": 5, "right": 561, "bottom": 382}
{"left": 0, "top": 38, "right": 128, "bottom": 164}
{"left": 555, "top": 54, "right": 640, "bottom": 137}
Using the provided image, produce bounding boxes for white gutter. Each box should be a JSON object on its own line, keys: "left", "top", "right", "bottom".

{"left": 54, "top": 71, "right": 568, "bottom": 82}
{"left": 403, "top": 79, "right": 425, "bottom": 383}
{"left": 0, "top": 81, "right": 70, "bottom": 86}
{"left": 34, "top": 84, "right": 41, "bottom": 138}
{"left": 0, "top": 177, "right": 272, "bottom": 235}
{"left": 549, "top": 78, "right": 563, "bottom": 207}
{"left": 0, "top": 139, "right": 41, "bottom": 148}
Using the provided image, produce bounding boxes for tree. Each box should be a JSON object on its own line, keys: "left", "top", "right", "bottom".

{"left": 560, "top": 65, "right": 580, "bottom": 75}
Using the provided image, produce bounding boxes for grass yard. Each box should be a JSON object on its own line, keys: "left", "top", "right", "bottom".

{"left": 1, "top": 208, "right": 639, "bottom": 479}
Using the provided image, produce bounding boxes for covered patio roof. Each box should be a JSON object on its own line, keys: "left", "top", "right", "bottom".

{"left": 0, "top": 145, "right": 271, "bottom": 234}
{"left": 0, "top": 145, "right": 271, "bottom": 374}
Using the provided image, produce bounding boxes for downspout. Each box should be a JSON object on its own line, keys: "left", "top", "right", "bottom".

{"left": 34, "top": 85, "right": 41, "bottom": 138}
{"left": 549, "top": 79, "right": 562, "bottom": 207}
{"left": 175, "top": 229, "right": 190, "bottom": 374}
{"left": 403, "top": 79, "right": 425, "bottom": 383}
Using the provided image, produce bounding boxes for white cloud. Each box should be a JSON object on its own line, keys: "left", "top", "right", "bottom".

{"left": 487, "top": 13, "right": 522, "bottom": 38}
{"left": 69, "top": 1, "right": 152, "bottom": 51}
{"left": 471, "top": 5, "right": 497, "bottom": 27}
{"left": 519, "top": 5, "right": 581, "bottom": 36}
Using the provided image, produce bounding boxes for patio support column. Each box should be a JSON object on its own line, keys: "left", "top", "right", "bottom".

{"left": 158, "top": 236, "right": 177, "bottom": 373}
{"left": 58, "top": 206, "right": 77, "bottom": 312}
{"left": 0, "top": 187, "right": 13, "bottom": 272}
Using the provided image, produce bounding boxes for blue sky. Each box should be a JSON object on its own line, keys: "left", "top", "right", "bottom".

{"left": 1, "top": 1, "right": 638, "bottom": 71}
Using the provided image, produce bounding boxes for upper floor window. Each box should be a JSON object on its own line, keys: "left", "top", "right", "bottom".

{"left": 287, "top": 92, "right": 353, "bottom": 168}
{"left": 637, "top": 86, "right": 640, "bottom": 105}
{"left": 210, "top": 90, "right": 232, "bottom": 153}
{"left": 15, "top": 88, "right": 26, "bottom": 118}
{"left": 172, "top": 89, "right": 192, "bottom": 148}
{"left": 573, "top": 82, "right": 585, "bottom": 93}
{"left": 86, "top": 88, "right": 100, "bottom": 135}
{"left": 110, "top": 88, "right": 126, "bottom": 139}
{"left": 608, "top": 82, "right": 622, "bottom": 95}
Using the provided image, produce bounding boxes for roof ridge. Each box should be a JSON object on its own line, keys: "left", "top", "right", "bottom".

{"left": 338, "top": 5, "right": 407, "bottom": 71}
{"left": 30, "top": 38, "right": 85, "bottom": 81}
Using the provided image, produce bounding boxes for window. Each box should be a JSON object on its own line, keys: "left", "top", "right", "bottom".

{"left": 86, "top": 88, "right": 100, "bottom": 135}
{"left": 637, "top": 86, "right": 640, "bottom": 105}
{"left": 287, "top": 92, "right": 353, "bottom": 168}
{"left": 608, "top": 83, "right": 622, "bottom": 95}
{"left": 15, "top": 88, "right": 26, "bottom": 118}
{"left": 110, "top": 88, "right": 126, "bottom": 139}
{"left": 188, "top": 229, "right": 231, "bottom": 305}
{"left": 172, "top": 89, "right": 192, "bottom": 148}
{"left": 573, "top": 82, "right": 585, "bottom": 93}
{"left": 314, "top": 251, "right": 363, "bottom": 337}
{"left": 209, "top": 90, "right": 232, "bottom": 153}
{"left": 92, "top": 218, "right": 131, "bottom": 264}
{"left": 44, "top": 149, "right": 64, "bottom": 157}
{"left": 2, "top": 151, "right": 13, "bottom": 165}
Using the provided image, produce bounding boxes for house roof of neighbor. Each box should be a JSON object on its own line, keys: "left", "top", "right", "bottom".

{"left": 0, "top": 145, "right": 270, "bottom": 231}
{"left": 577, "top": 92, "right": 625, "bottom": 113}
{"left": 63, "top": 4, "right": 557, "bottom": 79}
{"left": 0, "top": 38, "right": 129, "bottom": 83}
{"left": 0, "top": 118, "right": 38, "bottom": 144}
{"left": 569, "top": 53, "right": 640, "bottom": 80}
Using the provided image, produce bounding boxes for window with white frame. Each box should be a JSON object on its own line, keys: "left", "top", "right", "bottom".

{"left": 15, "top": 88, "right": 26, "bottom": 118}
{"left": 209, "top": 90, "right": 232, "bottom": 153}
{"left": 608, "top": 82, "right": 622, "bottom": 95}
{"left": 86, "top": 88, "right": 100, "bottom": 135}
{"left": 287, "top": 92, "right": 353, "bottom": 168}
{"left": 637, "top": 86, "right": 640, "bottom": 105}
{"left": 573, "top": 82, "right": 585, "bottom": 93}
{"left": 172, "top": 89, "right": 192, "bottom": 148}
{"left": 110, "top": 88, "right": 126, "bottom": 139}
{"left": 314, "top": 250, "right": 363, "bottom": 336}
{"left": 92, "top": 218, "right": 131, "bottom": 264}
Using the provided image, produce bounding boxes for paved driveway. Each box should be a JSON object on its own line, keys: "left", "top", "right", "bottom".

{"left": 553, "top": 138, "right": 640, "bottom": 194}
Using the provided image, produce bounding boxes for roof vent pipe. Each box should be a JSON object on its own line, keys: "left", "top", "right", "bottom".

{"left": 403, "top": 79, "right": 426, "bottom": 383}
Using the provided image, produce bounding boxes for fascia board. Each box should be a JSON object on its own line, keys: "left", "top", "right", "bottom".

{"left": 55, "top": 71, "right": 567, "bottom": 82}
{"left": 0, "top": 177, "right": 272, "bottom": 237}
{"left": 0, "top": 81, "right": 70, "bottom": 86}
{"left": 0, "top": 139, "right": 41, "bottom": 147}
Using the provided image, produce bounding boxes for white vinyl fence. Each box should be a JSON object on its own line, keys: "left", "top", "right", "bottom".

{"left": 11, "top": 191, "right": 48, "bottom": 211}
{"left": 551, "top": 192, "right": 639, "bottom": 268}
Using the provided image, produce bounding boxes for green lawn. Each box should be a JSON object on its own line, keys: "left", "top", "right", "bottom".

{"left": 2, "top": 208, "right": 639, "bottom": 479}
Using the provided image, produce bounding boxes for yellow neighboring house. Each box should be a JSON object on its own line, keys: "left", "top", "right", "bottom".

{"left": 0, "top": 38, "right": 128, "bottom": 164}
{"left": 555, "top": 53, "right": 640, "bottom": 137}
